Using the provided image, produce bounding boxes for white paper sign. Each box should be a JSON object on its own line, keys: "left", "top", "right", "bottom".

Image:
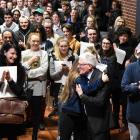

{"left": 80, "top": 42, "right": 95, "bottom": 54}
{"left": 0, "top": 66, "right": 17, "bottom": 82}
{"left": 96, "top": 63, "right": 107, "bottom": 72}
{"left": 54, "top": 61, "right": 72, "bottom": 85}
{"left": 114, "top": 48, "right": 126, "bottom": 64}
{"left": 0, "top": 66, "right": 17, "bottom": 98}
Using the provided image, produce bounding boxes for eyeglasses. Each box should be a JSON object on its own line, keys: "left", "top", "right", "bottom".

{"left": 78, "top": 63, "right": 88, "bottom": 67}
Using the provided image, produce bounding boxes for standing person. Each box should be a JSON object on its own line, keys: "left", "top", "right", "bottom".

{"left": 14, "top": 15, "right": 32, "bottom": 51}
{"left": 0, "top": 42, "right": 25, "bottom": 140}
{"left": 7, "top": 1, "right": 13, "bottom": 11}
{"left": 108, "top": 16, "right": 125, "bottom": 43}
{"left": 12, "top": 0, "right": 30, "bottom": 17}
{"left": 31, "top": 22, "right": 53, "bottom": 54}
{"left": 80, "top": 15, "right": 99, "bottom": 41}
{"left": 0, "top": 0, "right": 6, "bottom": 24}
{"left": 43, "top": 18, "right": 60, "bottom": 46}
{"left": 67, "top": 8, "right": 82, "bottom": 39}
{"left": 48, "top": 37, "right": 76, "bottom": 117}
{"left": 2, "top": 29, "right": 17, "bottom": 45}
{"left": 52, "top": 11, "right": 63, "bottom": 36}
{"left": 98, "top": 36, "right": 120, "bottom": 128}
{"left": 0, "top": 10, "right": 19, "bottom": 33}
{"left": 82, "top": 5, "right": 96, "bottom": 27}
{"left": 21, "top": 33, "right": 48, "bottom": 140}
{"left": 116, "top": 27, "right": 135, "bottom": 129}
{"left": 12, "top": 9, "right": 21, "bottom": 24}
{"left": 121, "top": 43, "right": 140, "bottom": 140}
{"left": 105, "top": 0, "right": 122, "bottom": 28}
{"left": 59, "top": 1, "right": 70, "bottom": 24}
{"left": 80, "top": 28, "right": 101, "bottom": 52}
{"left": 27, "top": 0, "right": 37, "bottom": 16}
{"left": 33, "top": 8, "right": 44, "bottom": 25}
{"left": 76, "top": 52, "right": 111, "bottom": 140}
{"left": 59, "top": 53, "right": 109, "bottom": 140}
{"left": 62, "top": 23, "right": 80, "bottom": 54}
{"left": 30, "top": 23, "right": 53, "bottom": 130}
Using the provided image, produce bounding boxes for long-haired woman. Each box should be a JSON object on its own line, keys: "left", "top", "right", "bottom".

{"left": 0, "top": 42, "right": 25, "bottom": 140}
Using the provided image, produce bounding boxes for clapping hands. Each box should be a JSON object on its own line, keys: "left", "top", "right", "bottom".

{"left": 101, "top": 72, "right": 109, "bottom": 82}
{"left": 1, "top": 70, "right": 12, "bottom": 82}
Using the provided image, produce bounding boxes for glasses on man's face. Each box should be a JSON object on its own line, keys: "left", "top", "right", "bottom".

{"left": 78, "top": 63, "right": 88, "bottom": 67}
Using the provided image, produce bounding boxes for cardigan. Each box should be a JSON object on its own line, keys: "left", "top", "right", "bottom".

{"left": 21, "top": 49, "right": 48, "bottom": 96}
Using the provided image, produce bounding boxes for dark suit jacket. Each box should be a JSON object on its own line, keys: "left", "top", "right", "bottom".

{"left": 80, "top": 68, "right": 110, "bottom": 134}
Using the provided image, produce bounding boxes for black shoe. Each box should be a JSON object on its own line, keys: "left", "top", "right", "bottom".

{"left": 39, "top": 123, "right": 45, "bottom": 130}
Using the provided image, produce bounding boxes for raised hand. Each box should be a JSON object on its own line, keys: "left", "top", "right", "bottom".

{"left": 4, "top": 70, "right": 12, "bottom": 81}
{"left": 102, "top": 72, "right": 109, "bottom": 82}
{"left": 0, "top": 71, "right": 6, "bottom": 82}
{"left": 19, "top": 40, "right": 26, "bottom": 49}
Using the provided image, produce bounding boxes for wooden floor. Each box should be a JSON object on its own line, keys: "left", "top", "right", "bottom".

{"left": 4, "top": 106, "right": 129, "bottom": 140}
{"left": 0, "top": 84, "right": 130, "bottom": 140}
{"left": 1, "top": 101, "right": 130, "bottom": 140}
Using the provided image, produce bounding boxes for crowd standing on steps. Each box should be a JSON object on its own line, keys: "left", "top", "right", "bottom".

{"left": 0, "top": 0, "right": 139, "bottom": 140}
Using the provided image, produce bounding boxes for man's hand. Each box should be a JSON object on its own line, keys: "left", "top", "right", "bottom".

{"left": 138, "top": 81, "right": 140, "bottom": 90}
{"left": 19, "top": 40, "right": 26, "bottom": 49}
{"left": 102, "top": 72, "right": 109, "bottom": 82}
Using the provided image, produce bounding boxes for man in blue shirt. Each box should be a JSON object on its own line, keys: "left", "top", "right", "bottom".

{"left": 121, "top": 43, "right": 140, "bottom": 140}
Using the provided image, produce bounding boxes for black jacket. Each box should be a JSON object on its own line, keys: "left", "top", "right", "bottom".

{"left": 80, "top": 69, "right": 110, "bottom": 134}
{"left": 0, "top": 57, "right": 25, "bottom": 97}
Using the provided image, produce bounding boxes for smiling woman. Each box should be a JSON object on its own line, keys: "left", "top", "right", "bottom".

{"left": 21, "top": 33, "right": 48, "bottom": 140}
{"left": 0, "top": 42, "right": 26, "bottom": 139}
{"left": 48, "top": 36, "right": 76, "bottom": 118}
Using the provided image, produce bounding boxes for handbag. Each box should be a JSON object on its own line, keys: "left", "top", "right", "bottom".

{"left": 0, "top": 98, "right": 28, "bottom": 124}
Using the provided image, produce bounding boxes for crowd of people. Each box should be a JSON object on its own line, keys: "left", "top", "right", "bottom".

{"left": 0, "top": 0, "right": 140, "bottom": 140}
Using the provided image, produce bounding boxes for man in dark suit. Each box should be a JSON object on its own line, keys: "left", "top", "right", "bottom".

{"left": 76, "top": 52, "right": 111, "bottom": 140}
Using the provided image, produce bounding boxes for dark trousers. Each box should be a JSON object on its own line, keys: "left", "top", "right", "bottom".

{"left": 59, "top": 111, "right": 87, "bottom": 140}
{"left": 0, "top": 124, "right": 24, "bottom": 140}
{"left": 112, "top": 90, "right": 127, "bottom": 126}
{"left": 40, "top": 97, "right": 46, "bottom": 123}
{"left": 88, "top": 131, "right": 110, "bottom": 140}
{"left": 112, "top": 90, "right": 121, "bottom": 125}
{"left": 30, "top": 96, "right": 43, "bottom": 136}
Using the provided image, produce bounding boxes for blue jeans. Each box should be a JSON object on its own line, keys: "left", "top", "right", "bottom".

{"left": 128, "top": 122, "right": 140, "bottom": 140}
